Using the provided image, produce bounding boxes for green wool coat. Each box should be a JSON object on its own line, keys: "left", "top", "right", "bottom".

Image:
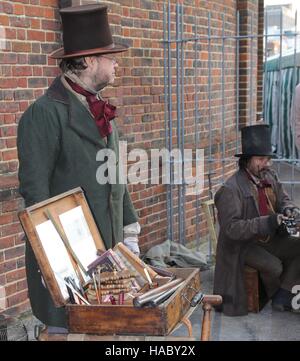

{"left": 17, "top": 76, "right": 138, "bottom": 327}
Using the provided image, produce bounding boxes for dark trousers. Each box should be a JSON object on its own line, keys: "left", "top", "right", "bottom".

{"left": 244, "top": 235, "right": 300, "bottom": 298}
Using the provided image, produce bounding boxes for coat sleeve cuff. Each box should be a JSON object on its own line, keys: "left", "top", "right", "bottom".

{"left": 268, "top": 213, "right": 279, "bottom": 230}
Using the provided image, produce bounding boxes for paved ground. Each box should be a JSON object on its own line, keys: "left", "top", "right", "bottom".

{"left": 16, "top": 267, "right": 299, "bottom": 341}
{"left": 172, "top": 269, "right": 300, "bottom": 341}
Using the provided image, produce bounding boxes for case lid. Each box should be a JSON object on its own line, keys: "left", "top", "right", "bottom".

{"left": 18, "top": 187, "right": 106, "bottom": 307}
{"left": 18, "top": 187, "right": 158, "bottom": 308}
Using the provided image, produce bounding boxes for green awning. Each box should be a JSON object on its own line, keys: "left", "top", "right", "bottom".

{"left": 264, "top": 57, "right": 300, "bottom": 160}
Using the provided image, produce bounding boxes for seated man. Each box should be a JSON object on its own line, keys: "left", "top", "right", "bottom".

{"left": 213, "top": 124, "right": 300, "bottom": 316}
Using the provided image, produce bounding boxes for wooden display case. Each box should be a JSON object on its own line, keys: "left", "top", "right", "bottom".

{"left": 19, "top": 187, "right": 202, "bottom": 336}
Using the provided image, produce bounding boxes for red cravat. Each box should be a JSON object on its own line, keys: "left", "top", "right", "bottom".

{"left": 257, "top": 180, "right": 271, "bottom": 216}
{"left": 65, "top": 77, "right": 116, "bottom": 138}
{"left": 245, "top": 170, "right": 272, "bottom": 216}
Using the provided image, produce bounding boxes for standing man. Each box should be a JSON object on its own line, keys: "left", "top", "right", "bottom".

{"left": 17, "top": 4, "right": 140, "bottom": 330}
{"left": 213, "top": 124, "right": 300, "bottom": 316}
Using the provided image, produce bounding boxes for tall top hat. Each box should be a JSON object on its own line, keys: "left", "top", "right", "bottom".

{"left": 50, "top": 4, "right": 128, "bottom": 59}
{"left": 235, "top": 124, "right": 274, "bottom": 157}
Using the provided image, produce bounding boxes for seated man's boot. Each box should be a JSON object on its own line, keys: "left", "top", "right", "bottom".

{"left": 272, "top": 288, "right": 293, "bottom": 312}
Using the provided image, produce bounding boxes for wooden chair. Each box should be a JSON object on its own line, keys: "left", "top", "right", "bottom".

{"left": 202, "top": 199, "right": 267, "bottom": 313}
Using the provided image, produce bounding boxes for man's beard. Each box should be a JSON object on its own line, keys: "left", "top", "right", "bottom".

{"left": 257, "top": 168, "right": 268, "bottom": 179}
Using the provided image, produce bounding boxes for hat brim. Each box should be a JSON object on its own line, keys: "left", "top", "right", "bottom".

{"left": 234, "top": 152, "right": 276, "bottom": 158}
{"left": 49, "top": 43, "right": 128, "bottom": 59}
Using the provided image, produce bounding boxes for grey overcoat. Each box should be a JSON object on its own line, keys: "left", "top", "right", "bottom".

{"left": 213, "top": 169, "right": 294, "bottom": 316}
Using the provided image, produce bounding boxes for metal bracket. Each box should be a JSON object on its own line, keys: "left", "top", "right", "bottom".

{"left": 182, "top": 286, "right": 204, "bottom": 307}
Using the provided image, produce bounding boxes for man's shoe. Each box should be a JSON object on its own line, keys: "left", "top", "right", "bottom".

{"left": 272, "top": 301, "right": 291, "bottom": 312}
{"left": 272, "top": 288, "right": 293, "bottom": 312}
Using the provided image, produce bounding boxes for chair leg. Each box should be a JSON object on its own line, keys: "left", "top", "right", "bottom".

{"left": 180, "top": 317, "right": 193, "bottom": 338}
{"left": 200, "top": 303, "right": 212, "bottom": 341}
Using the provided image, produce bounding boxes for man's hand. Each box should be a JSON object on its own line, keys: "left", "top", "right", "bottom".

{"left": 123, "top": 236, "right": 140, "bottom": 256}
{"left": 277, "top": 214, "right": 289, "bottom": 225}
{"left": 123, "top": 222, "right": 141, "bottom": 257}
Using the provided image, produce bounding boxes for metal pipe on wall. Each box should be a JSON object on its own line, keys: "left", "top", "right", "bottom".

{"left": 194, "top": 13, "right": 201, "bottom": 249}
{"left": 221, "top": 14, "right": 225, "bottom": 183}
{"left": 167, "top": 0, "right": 174, "bottom": 241}
{"left": 176, "top": 3, "right": 183, "bottom": 244}
{"left": 291, "top": 10, "right": 298, "bottom": 200}
{"left": 236, "top": 10, "right": 240, "bottom": 153}
{"left": 180, "top": 3, "right": 186, "bottom": 244}
{"left": 163, "top": 2, "right": 172, "bottom": 241}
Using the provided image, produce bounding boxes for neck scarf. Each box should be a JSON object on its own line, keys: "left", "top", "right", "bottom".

{"left": 65, "top": 76, "right": 116, "bottom": 138}
{"left": 245, "top": 169, "right": 272, "bottom": 216}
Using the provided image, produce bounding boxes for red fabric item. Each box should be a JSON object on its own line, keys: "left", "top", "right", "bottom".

{"left": 245, "top": 170, "right": 272, "bottom": 216}
{"left": 65, "top": 77, "right": 116, "bottom": 138}
{"left": 257, "top": 180, "right": 272, "bottom": 216}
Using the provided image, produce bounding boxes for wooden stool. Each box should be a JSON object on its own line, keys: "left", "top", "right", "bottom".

{"left": 202, "top": 200, "right": 268, "bottom": 313}
{"left": 244, "top": 265, "right": 268, "bottom": 313}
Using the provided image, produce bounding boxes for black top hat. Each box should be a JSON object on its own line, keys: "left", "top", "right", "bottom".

{"left": 235, "top": 124, "right": 274, "bottom": 157}
{"left": 50, "top": 4, "right": 128, "bottom": 59}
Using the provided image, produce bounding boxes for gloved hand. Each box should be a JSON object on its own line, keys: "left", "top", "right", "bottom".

{"left": 277, "top": 213, "right": 289, "bottom": 225}
{"left": 283, "top": 207, "right": 300, "bottom": 218}
{"left": 123, "top": 236, "right": 140, "bottom": 256}
{"left": 123, "top": 222, "right": 141, "bottom": 257}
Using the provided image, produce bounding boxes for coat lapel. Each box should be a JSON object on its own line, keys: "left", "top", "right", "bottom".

{"left": 68, "top": 91, "right": 107, "bottom": 148}
{"left": 236, "top": 169, "right": 260, "bottom": 215}
{"left": 47, "top": 76, "right": 107, "bottom": 148}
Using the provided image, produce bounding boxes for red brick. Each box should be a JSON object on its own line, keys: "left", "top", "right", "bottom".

{"left": 5, "top": 28, "right": 16, "bottom": 39}
{"left": 24, "top": 6, "right": 44, "bottom": 18}
{"left": 6, "top": 289, "right": 28, "bottom": 308}
{"left": 2, "top": 149, "right": 17, "bottom": 161}
{"left": 16, "top": 279, "right": 28, "bottom": 292}
{"left": 6, "top": 138, "right": 17, "bottom": 148}
{"left": 1, "top": 222, "right": 22, "bottom": 237}
{"left": 15, "top": 233, "right": 26, "bottom": 246}
{"left": 0, "top": 259, "right": 16, "bottom": 274}
{"left": 10, "top": 16, "right": 30, "bottom": 28}
{"left": 13, "top": 4, "right": 25, "bottom": 15}
{"left": 12, "top": 41, "right": 31, "bottom": 53}
{"left": 17, "top": 78, "right": 28, "bottom": 88}
{"left": 42, "top": 19, "right": 60, "bottom": 31}
{"left": 46, "top": 32, "right": 55, "bottom": 42}
{"left": 17, "top": 29, "right": 26, "bottom": 41}
{"left": 4, "top": 245, "right": 25, "bottom": 260}
{"left": 6, "top": 268, "right": 26, "bottom": 283}
{"left": 5, "top": 283, "right": 17, "bottom": 297}
{"left": 0, "top": 274, "right": 5, "bottom": 285}
{"left": 2, "top": 200, "right": 19, "bottom": 213}
{"left": 5, "top": 300, "right": 31, "bottom": 317}
{"left": 27, "top": 30, "right": 45, "bottom": 42}
{"left": 8, "top": 161, "right": 19, "bottom": 173}
{"left": 0, "top": 78, "right": 18, "bottom": 89}
{"left": 0, "top": 125, "right": 17, "bottom": 137}
{"left": 0, "top": 214, "right": 14, "bottom": 226}
{"left": 44, "top": 8, "right": 55, "bottom": 19}
{"left": 40, "top": 0, "right": 57, "bottom": 6}
{"left": 0, "top": 15, "right": 9, "bottom": 26}
{"left": 30, "top": 18, "right": 41, "bottom": 29}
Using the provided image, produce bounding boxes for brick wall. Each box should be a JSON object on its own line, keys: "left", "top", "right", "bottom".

{"left": 257, "top": 0, "right": 264, "bottom": 121}
{"left": 237, "top": 0, "right": 259, "bottom": 127}
{"left": 0, "top": 0, "right": 260, "bottom": 317}
{"left": 0, "top": 0, "right": 62, "bottom": 316}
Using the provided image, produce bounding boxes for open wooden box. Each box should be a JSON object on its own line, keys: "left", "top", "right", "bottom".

{"left": 19, "top": 187, "right": 201, "bottom": 336}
